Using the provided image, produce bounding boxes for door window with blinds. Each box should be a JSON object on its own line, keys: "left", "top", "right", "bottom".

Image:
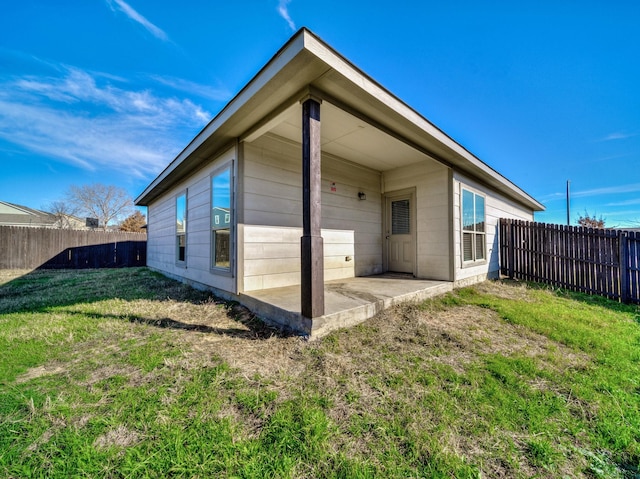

{"left": 391, "top": 199, "right": 411, "bottom": 234}
{"left": 461, "top": 188, "right": 486, "bottom": 263}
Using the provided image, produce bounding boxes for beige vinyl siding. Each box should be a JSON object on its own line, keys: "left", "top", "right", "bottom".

{"left": 243, "top": 226, "right": 354, "bottom": 291}
{"left": 382, "top": 159, "right": 451, "bottom": 281}
{"left": 184, "top": 173, "right": 211, "bottom": 269}
{"left": 146, "top": 147, "right": 236, "bottom": 294}
{"left": 453, "top": 172, "right": 534, "bottom": 285}
{"left": 147, "top": 199, "right": 175, "bottom": 267}
{"left": 241, "top": 134, "right": 382, "bottom": 291}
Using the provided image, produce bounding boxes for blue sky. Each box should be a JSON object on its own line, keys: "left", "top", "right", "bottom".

{"left": 1, "top": 1, "right": 638, "bottom": 226}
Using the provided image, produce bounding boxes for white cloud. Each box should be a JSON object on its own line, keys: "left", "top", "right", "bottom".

{"left": 606, "top": 198, "right": 640, "bottom": 207}
{"left": 149, "top": 75, "right": 231, "bottom": 102}
{"left": 537, "top": 182, "right": 640, "bottom": 204}
{"left": 277, "top": 0, "right": 296, "bottom": 31}
{"left": 536, "top": 192, "right": 565, "bottom": 203}
{"left": 572, "top": 183, "right": 640, "bottom": 199}
{"left": 0, "top": 66, "right": 211, "bottom": 178}
{"left": 598, "top": 131, "right": 637, "bottom": 141}
{"left": 106, "top": 0, "right": 168, "bottom": 41}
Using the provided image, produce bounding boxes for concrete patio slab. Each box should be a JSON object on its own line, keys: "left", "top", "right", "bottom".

{"left": 240, "top": 275, "right": 453, "bottom": 339}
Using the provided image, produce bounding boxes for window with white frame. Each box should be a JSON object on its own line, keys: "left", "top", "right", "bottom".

{"left": 462, "top": 188, "right": 486, "bottom": 263}
{"left": 211, "top": 165, "right": 232, "bottom": 270}
{"left": 176, "top": 192, "right": 187, "bottom": 263}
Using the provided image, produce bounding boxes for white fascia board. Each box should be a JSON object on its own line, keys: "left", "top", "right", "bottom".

{"left": 303, "top": 32, "right": 543, "bottom": 212}
{"left": 136, "top": 33, "right": 308, "bottom": 205}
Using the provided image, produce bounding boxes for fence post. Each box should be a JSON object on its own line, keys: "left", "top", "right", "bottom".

{"left": 619, "top": 231, "right": 629, "bottom": 303}
{"left": 508, "top": 220, "right": 515, "bottom": 279}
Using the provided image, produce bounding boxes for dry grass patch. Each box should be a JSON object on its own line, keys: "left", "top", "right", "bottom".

{"left": 93, "top": 425, "right": 141, "bottom": 450}
{"left": 414, "top": 303, "right": 588, "bottom": 373}
{"left": 474, "top": 278, "right": 535, "bottom": 302}
{"left": 16, "top": 364, "right": 67, "bottom": 384}
{"left": 0, "top": 269, "right": 32, "bottom": 285}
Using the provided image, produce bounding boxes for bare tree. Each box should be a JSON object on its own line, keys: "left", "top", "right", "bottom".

{"left": 119, "top": 210, "right": 147, "bottom": 232}
{"left": 45, "top": 200, "right": 78, "bottom": 229}
{"left": 67, "top": 183, "right": 134, "bottom": 231}
{"left": 577, "top": 211, "right": 606, "bottom": 229}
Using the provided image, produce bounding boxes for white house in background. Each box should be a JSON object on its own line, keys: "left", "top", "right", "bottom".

{"left": 0, "top": 201, "right": 85, "bottom": 229}
{"left": 136, "top": 28, "right": 544, "bottom": 335}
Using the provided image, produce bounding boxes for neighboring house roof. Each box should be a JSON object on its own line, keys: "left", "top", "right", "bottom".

{"left": 0, "top": 201, "right": 58, "bottom": 227}
{"left": 0, "top": 201, "right": 85, "bottom": 228}
{"left": 136, "top": 28, "right": 544, "bottom": 212}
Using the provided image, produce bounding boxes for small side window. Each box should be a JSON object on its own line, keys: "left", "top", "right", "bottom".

{"left": 211, "top": 165, "right": 232, "bottom": 270}
{"left": 176, "top": 192, "right": 187, "bottom": 264}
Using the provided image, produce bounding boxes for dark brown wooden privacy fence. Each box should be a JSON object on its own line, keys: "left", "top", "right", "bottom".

{"left": 0, "top": 226, "right": 146, "bottom": 270}
{"left": 500, "top": 219, "right": 640, "bottom": 304}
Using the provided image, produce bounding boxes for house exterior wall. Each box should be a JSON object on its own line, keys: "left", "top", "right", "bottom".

{"left": 241, "top": 134, "right": 382, "bottom": 292}
{"left": 382, "top": 160, "right": 452, "bottom": 281}
{"left": 145, "top": 135, "right": 536, "bottom": 296}
{"left": 452, "top": 172, "right": 534, "bottom": 286}
{"left": 146, "top": 147, "right": 237, "bottom": 294}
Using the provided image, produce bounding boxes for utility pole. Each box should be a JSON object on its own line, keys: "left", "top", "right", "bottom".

{"left": 566, "top": 180, "right": 571, "bottom": 225}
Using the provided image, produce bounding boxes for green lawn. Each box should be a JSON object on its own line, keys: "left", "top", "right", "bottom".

{"left": 1, "top": 268, "right": 639, "bottom": 478}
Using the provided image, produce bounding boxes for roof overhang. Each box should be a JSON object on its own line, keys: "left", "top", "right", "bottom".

{"left": 136, "top": 28, "right": 543, "bottom": 212}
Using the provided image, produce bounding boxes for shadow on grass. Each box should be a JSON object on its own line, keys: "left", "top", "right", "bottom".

{"left": 127, "top": 314, "right": 257, "bottom": 335}
{"left": 54, "top": 308, "right": 286, "bottom": 340}
{"left": 0, "top": 268, "right": 294, "bottom": 340}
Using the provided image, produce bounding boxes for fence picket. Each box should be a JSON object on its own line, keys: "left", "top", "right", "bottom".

{"left": 0, "top": 226, "right": 146, "bottom": 270}
{"left": 499, "top": 219, "right": 639, "bottom": 304}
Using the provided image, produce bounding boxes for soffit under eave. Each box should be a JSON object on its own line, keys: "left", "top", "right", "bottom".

{"left": 135, "top": 49, "right": 330, "bottom": 206}
{"left": 236, "top": 66, "right": 544, "bottom": 212}
{"left": 310, "top": 70, "right": 544, "bottom": 212}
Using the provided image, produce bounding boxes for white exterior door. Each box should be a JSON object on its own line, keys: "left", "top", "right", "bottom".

{"left": 386, "top": 193, "right": 415, "bottom": 274}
